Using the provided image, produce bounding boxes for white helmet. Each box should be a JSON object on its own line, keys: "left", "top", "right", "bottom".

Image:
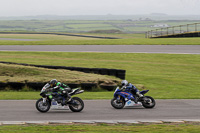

{"left": 121, "top": 80, "right": 128, "bottom": 86}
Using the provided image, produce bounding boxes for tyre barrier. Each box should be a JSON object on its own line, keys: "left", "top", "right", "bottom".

{"left": 7, "top": 82, "right": 25, "bottom": 90}
{"left": 0, "top": 61, "right": 126, "bottom": 79}
{"left": 0, "top": 82, "right": 115, "bottom": 91}
{"left": 0, "top": 82, "right": 7, "bottom": 90}
{"left": 108, "top": 69, "right": 117, "bottom": 76}
{"left": 66, "top": 83, "right": 80, "bottom": 89}
{"left": 81, "top": 83, "right": 97, "bottom": 91}
{"left": 0, "top": 61, "right": 124, "bottom": 91}
{"left": 99, "top": 68, "right": 108, "bottom": 75}
{"left": 100, "top": 85, "right": 117, "bottom": 91}
{"left": 26, "top": 82, "right": 45, "bottom": 91}
{"left": 92, "top": 68, "right": 101, "bottom": 74}
{"left": 0, "top": 32, "right": 120, "bottom": 39}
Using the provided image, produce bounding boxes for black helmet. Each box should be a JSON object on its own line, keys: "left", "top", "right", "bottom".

{"left": 50, "top": 79, "right": 57, "bottom": 87}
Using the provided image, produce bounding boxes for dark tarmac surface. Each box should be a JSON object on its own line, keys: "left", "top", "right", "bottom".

{"left": 0, "top": 100, "right": 199, "bottom": 121}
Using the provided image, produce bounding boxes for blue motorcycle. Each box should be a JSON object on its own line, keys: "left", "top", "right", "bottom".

{"left": 111, "top": 87, "right": 155, "bottom": 109}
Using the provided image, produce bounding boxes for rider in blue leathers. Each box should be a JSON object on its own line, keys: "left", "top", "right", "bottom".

{"left": 121, "top": 80, "right": 143, "bottom": 103}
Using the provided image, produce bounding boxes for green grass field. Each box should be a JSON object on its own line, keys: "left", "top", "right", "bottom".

{"left": 0, "top": 123, "right": 200, "bottom": 133}
{"left": 0, "top": 19, "right": 199, "bottom": 33}
{"left": 0, "top": 92, "right": 114, "bottom": 100}
{"left": 0, "top": 51, "right": 199, "bottom": 99}
{"left": 0, "top": 33, "right": 200, "bottom": 45}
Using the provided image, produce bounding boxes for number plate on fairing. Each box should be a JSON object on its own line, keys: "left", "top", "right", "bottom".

{"left": 51, "top": 102, "right": 69, "bottom": 110}
{"left": 125, "top": 100, "right": 142, "bottom": 107}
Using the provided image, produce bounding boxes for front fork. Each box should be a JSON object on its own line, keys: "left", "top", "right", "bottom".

{"left": 116, "top": 95, "right": 124, "bottom": 103}
{"left": 42, "top": 98, "right": 47, "bottom": 105}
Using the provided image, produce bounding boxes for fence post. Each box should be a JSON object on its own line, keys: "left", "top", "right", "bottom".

{"left": 156, "top": 29, "right": 158, "bottom": 37}
{"left": 146, "top": 32, "right": 149, "bottom": 38}
{"left": 146, "top": 22, "right": 200, "bottom": 38}
{"left": 167, "top": 27, "right": 169, "bottom": 35}
{"left": 195, "top": 23, "right": 197, "bottom": 32}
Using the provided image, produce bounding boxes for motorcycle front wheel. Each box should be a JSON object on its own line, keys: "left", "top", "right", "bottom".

{"left": 69, "top": 97, "right": 84, "bottom": 112}
{"left": 111, "top": 97, "right": 125, "bottom": 109}
{"left": 141, "top": 96, "right": 156, "bottom": 108}
{"left": 36, "top": 98, "right": 51, "bottom": 113}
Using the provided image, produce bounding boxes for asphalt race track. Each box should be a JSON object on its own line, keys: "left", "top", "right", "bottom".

{"left": 0, "top": 45, "right": 200, "bottom": 54}
{"left": 0, "top": 100, "right": 200, "bottom": 123}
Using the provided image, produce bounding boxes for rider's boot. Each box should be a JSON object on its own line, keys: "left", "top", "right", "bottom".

{"left": 136, "top": 92, "right": 144, "bottom": 104}
{"left": 61, "top": 100, "right": 66, "bottom": 106}
{"left": 61, "top": 98, "right": 71, "bottom": 105}
{"left": 62, "top": 97, "right": 71, "bottom": 105}
{"left": 136, "top": 92, "right": 143, "bottom": 97}
{"left": 66, "top": 96, "right": 72, "bottom": 103}
{"left": 61, "top": 90, "right": 72, "bottom": 105}
{"left": 66, "top": 92, "right": 71, "bottom": 102}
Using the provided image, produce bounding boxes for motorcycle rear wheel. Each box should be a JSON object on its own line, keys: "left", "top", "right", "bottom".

{"left": 111, "top": 97, "right": 125, "bottom": 109}
{"left": 36, "top": 98, "right": 51, "bottom": 113}
{"left": 141, "top": 96, "right": 156, "bottom": 108}
{"left": 69, "top": 97, "right": 84, "bottom": 112}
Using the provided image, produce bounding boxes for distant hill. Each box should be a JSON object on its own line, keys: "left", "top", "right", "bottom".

{"left": 150, "top": 13, "right": 168, "bottom": 16}
{"left": 0, "top": 14, "right": 200, "bottom": 20}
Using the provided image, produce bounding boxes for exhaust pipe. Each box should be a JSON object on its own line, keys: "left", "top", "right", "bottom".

{"left": 75, "top": 90, "right": 84, "bottom": 94}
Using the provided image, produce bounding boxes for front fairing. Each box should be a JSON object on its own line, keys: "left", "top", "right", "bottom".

{"left": 114, "top": 87, "right": 134, "bottom": 101}
{"left": 114, "top": 87, "right": 119, "bottom": 92}
{"left": 113, "top": 87, "right": 120, "bottom": 96}
{"left": 41, "top": 83, "right": 51, "bottom": 93}
{"left": 40, "top": 83, "right": 54, "bottom": 99}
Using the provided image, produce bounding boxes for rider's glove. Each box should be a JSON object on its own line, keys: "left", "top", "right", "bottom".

{"left": 120, "top": 86, "right": 126, "bottom": 90}
{"left": 47, "top": 88, "right": 53, "bottom": 92}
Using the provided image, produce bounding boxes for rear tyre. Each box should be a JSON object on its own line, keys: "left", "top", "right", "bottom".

{"left": 141, "top": 96, "right": 156, "bottom": 108}
{"left": 69, "top": 97, "right": 84, "bottom": 112}
{"left": 111, "top": 97, "right": 125, "bottom": 109}
{"left": 36, "top": 98, "right": 51, "bottom": 113}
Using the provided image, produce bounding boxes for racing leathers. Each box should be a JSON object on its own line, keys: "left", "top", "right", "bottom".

{"left": 121, "top": 83, "right": 143, "bottom": 103}
{"left": 50, "top": 82, "right": 72, "bottom": 104}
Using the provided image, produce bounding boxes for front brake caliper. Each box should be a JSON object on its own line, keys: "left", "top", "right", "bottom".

{"left": 42, "top": 98, "right": 47, "bottom": 106}
{"left": 117, "top": 96, "right": 122, "bottom": 103}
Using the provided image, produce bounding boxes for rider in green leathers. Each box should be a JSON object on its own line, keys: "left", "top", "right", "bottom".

{"left": 49, "top": 79, "right": 72, "bottom": 105}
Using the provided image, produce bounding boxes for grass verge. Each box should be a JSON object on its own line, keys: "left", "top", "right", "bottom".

{"left": 0, "top": 51, "right": 199, "bottom": 99}
{"left": 0, "top": 123, "right": 200, "bottom": 133}
{"left": 0, "top": 91, "right": 114, "bottom": 100}
{"left": 0, "top": 33, "right": 200, "bottom": 45}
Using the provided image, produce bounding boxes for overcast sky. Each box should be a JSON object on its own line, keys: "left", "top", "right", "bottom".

{"left": 0, "top": 0, "right": 200, "bottom": 16}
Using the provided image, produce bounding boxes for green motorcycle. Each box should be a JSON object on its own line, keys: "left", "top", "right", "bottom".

{"left": 36, "top": 83, "right": 84, "bottom": 113}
